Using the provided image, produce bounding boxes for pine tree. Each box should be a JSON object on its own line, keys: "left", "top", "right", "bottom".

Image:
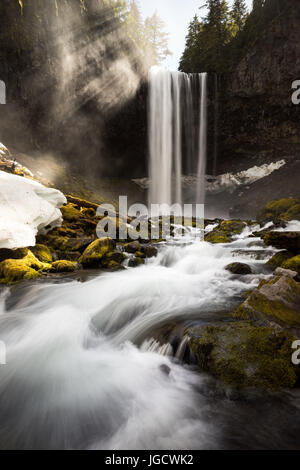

{"left": 144, "top": 11, "right": 171, "bottom": 65}
{"left": 232, "top": 0, "right": 248, "bottom": 31}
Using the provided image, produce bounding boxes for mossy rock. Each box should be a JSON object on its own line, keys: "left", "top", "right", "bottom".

{"left": 188, "top": 322, "right": 298, "bottom": 390}
{"left": 128, "top": 257, "right": 145, "bottom": 267}
{"left": 101, "top": 251, "right": 126, "bottom": 268}
{"left": 205, "top": 231, "right": 231, "bottom": 244}
{"left": 283, "top": 255, "right": 300, "bottom": 274}
{"left": 257, "top": 198, "right": 300, "bottom": 225}
{"left": 143, "top": 245, "right": 158, "bottom": 258}
{"left": 31, "top": 244, "right": 53, "bottom": 263}
{"left": 205, "top": 219, "right": 246, "bottom": 244}
{"left": 234, "top": 276, "right": 300, "bottom": 328}
{"left": 124, "top": 241, "right": 141, "bottom": 254}
{"left": 61, "top": 203, "right": 81, "bottom": 222}
{"left": 267, "top": 250, "right": 294, "bottom": 269}
{"left": 0, "top": 247, "right": 28, "bottom": 262}
{"left": 0, "top": 250, "right": 52, "bottom": 284}
{"left": 262, "top": 232, "right": 300, "bottom": 254}
{"left": 50, "top": 261, "right": 80, "bottom": 273}
{"left": 225, "top": 262, "right": 252, "bottom": 275}
{"left": 79, "top": 238, "right": 116, "bottom": 267}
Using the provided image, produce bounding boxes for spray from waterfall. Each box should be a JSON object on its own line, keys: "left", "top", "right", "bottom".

{"left": 148, "top": 67, "right": 208, "bottom": 208}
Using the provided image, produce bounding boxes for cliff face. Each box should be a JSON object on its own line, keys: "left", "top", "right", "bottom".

{"left": 218, "top": 0, "right": 300, "bottom": 175}
{"left": 0, "top": 0, "right": 147, "bottom": 178}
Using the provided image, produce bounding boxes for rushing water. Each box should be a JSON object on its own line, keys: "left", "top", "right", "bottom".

{"left": 0, "top": 227, "right": 300, "bottom": 450}
{"left": 148, "top": 67, "right": 207, "bottom": 207}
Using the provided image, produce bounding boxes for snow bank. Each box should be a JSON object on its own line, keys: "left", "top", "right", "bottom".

{"left": 0, "top": 170, "right": 66, "bottom": 250}
{"left": 132, "top": 160, "right": 286, "bottom": 194}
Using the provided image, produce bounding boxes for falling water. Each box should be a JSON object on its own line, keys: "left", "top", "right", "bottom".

{"left": 148, "top": 66, "right": 208, "bottom": 207}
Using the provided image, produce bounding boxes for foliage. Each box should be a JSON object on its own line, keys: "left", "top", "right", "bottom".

{"left": 180, "top": 0, "right": 289, "bottom": 73}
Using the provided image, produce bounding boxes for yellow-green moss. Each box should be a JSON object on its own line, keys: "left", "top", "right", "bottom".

{"left": 282, "top": 255, "right": 300, "bottom": 274}
{"left": 50, "top": 261, "right": 79, "bottom": 273}
{"left": 205, "top": 231, "right": 231, "bottom": 244}
{"left": 0, "top": 250, "right": 51, "bottom": 284}
{"left": 188, "top": 322, "right": 298, "bottom": 390}
{"left": 267, "top": 251, "right": 294, "bottom": 269}
{"left": 257, "top": 198, "right": 300, "bottom": 224}
{"left": 31, "top": 244, "right": 53, "bottom": 263}
{"left": 61, "top": 203, "right": 81, "bottom": 222}
{"left": 79, "top": 238, "right": 116, "bottom": 267}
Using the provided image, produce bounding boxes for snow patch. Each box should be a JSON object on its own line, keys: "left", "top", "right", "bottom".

{"left": 133, "top": 160, "right": 286, "bottom": 194}
{"left": 0, "top": 170, "right": 66, "bottom": 250}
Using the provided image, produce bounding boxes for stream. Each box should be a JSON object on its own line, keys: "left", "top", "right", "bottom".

{"left": 0, "top": 227, "right": 300, "bottom": 450}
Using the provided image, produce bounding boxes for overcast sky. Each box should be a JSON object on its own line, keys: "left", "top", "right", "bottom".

{"left": 139, "top": 0, "right": 253, "bottom": 70}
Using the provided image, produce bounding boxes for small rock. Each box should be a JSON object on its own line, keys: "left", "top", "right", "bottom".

{"left": 225, "top": 262, "right": 252, "bottom": 275}
{"left": 128, "top": 257, "right": 145, "bottom": 268}
{"left": 143, "top": 245, "right": 158, "bottom": 258}
{"left": 124, "top": 241, "right": 141, "bottom": 254}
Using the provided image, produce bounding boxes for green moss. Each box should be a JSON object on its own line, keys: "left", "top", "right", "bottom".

{"left": 234, "top": 276, "right": 300, "bottom": 327}
{"left": 50, "top": 261, "right": 79, "bottom": 273}
{"left": 188, "top": 322, "right": 298, "bottom": 390}
{"left": 205, "top": 231, "right": 231, "bottom": 243}
{"left": 257, "top": 198, "right": 300, "bottom": 224}
{"left": 267, "top": 251, "right": 294, "bottom": 269}
{"left": 31, "top": 244, "right": 53, "bottom": 263}
{"left": 283, "top": 255, "right": 300, "bottom": 274}
{"left": 219, "top": 220, "right": 246, "bottom": 234}
{"left": 0, "top": 250, "right": 52, "bottom": 284}
{"left": 128, "top": 257, "right": 145, "bottom": 267}
{"left": 61, "top": 203, "right": 81, "bottom": 222}
{"left": 79, "top": 238, "right": 116, "bottom": 267}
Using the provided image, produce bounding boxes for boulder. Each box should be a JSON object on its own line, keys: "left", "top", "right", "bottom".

{"left": 0, "top": 250, "right": 52, "bottom": 284}
{"left": 124, "top": 241, "right": 141, "bottom": 254}
{"left": 282, "top": 255, "right": 300, "bottom": 274}
{"left": 128, "top": 257, "right": 145, "bottom": 267}
{"left": 267, "top": 250, "right": 294, "bottom": 269}
{"left": 50, "top": 261, "right": 80, "bottom": 273}
{"left": 225, "top": 262, "right": 253, "bottom": 275}
{"left": 142, "top": 245, "right": 158, "bottom": 258}
{"left": 188, "top": 322, "right": 298, "bottom": 390}
{"left": 205, "top": 219, "right": 247, "bottom": 244}
{"left": 234, "top": 276, "right": 300, "bottom": 328}
{"left": 31, "top": 244, "right": 53, "bottom": 263}
{"left": 262, "top": 232, "right": 300, "bottom": 254}
{"left": 274, "top": 267, "right": 298, "bottom": 279}
{"left": 79, "top": 238, "right": 116, "bottom": 267}
{"left": 257, "top": 198, "right": 300, "bottom": 225}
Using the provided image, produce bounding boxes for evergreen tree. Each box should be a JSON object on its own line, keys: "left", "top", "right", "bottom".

{"left": 232, "top": 0, "right": 248, "bottom": 31}
{"left": 144, "top": 11, "right": 171, "bottom": 65}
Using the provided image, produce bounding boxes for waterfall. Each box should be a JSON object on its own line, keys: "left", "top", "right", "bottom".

{"left": 148, "top": 66, "right": 208, "bottom": 208}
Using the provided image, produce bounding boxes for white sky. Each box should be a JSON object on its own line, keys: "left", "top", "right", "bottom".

{"left": 139, "top": 0, "right": 253, "bottom": 70}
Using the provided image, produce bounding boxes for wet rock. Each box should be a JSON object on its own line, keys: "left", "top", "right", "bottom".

{"left": 257, "top": 198, "right": 300, "bottom": 226}
{"left": 79, "top": 238, "right": 116, "bottom": 267}
{"left": 128, "top": 257, "right": 145, "bottom": 268}
{"left": 234, "top": 276, "right": 300, "bottom": 328}
{"left": 267, "top": 250, "right": 294, "bottom": 269}
{"left": 282, "top": 255, "right": 300, "bottom": 275}
{"left": 50, "top": 261, "right": 80, "bottom": 273}
{"left": 205, "top": 219, "right": 247, "bottom": 244}
{"left": 124, "top": 241, "right": 141, "bottom": 254}
{"left": 261, "top": 232, "right": 300, "bottom": 254}
{"left": 274, "top": 267, "right": 298, "bottom": 279}
{"left": 188, "top": 322, "right": 298, "bottom": 390}
{"left": 31, "top": 244, "right": 53, "bottom": 263}
{"left": 0, "top": 250, "right": 52, "bottom": 284}
{"left": 142, "top": 245, "right": 158, "bottom": 258}
{"left": 61, "top": 203, "right": 81, "bottom": 222}
{"left": 159, "top": 364, "right": 171, "bottom": 376}
{"left": 225, "top": 262, "right": 252, "bottom": 275}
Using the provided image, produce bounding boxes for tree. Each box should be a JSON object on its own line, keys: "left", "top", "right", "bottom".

{"left": 144, "top": 11, "right": 172, "bottom": 65}
{"left": 232, "top": 0, "right": 248, "bottom": 31}
{"left": 179, "top": 15, "right": 202, "bottom": 72}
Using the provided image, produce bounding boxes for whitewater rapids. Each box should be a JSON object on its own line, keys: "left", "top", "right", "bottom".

{"left": 0, "top": 227, "right": 299, "bottom": 450}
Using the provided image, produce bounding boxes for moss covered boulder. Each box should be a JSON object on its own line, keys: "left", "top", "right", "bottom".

{"left": 50, "top": 261, "right": 80, "bottom": 273}
{"left": 188, "top": 322, "right": 298, "bottom": 390}
{"left": 234, "top": 276, "right": 300, "bottom": 328}
{"left": 0, "top": 250, "right": 52, "bottom": 284}
{"left": 267, "top": 250, "right": 294, "bottom": 269}
{"left": 205, "top": 220, "right": 247, "bottom": 244}
{"left": 61, "top": 203, "right": 81, "bottom": 222}
{"left": 283, "top": 255, "right": 300, "bottom": 274}
{"left": 257, "top": 198, "right": 300, "bottom": 225}
{"left": 31, "top": 244, "right": 53, "bottom": 263}
{"left": 128, "top": 257, "right": 145, "bottom": 267}
{"left": 261, "top": 232, "right": 300, "bottom": 254}
{"left": 225, "top": 262, "right": 252, "bottom": 275}
{"left": 79, "top": 238, "right": 116, "bottom": 267}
